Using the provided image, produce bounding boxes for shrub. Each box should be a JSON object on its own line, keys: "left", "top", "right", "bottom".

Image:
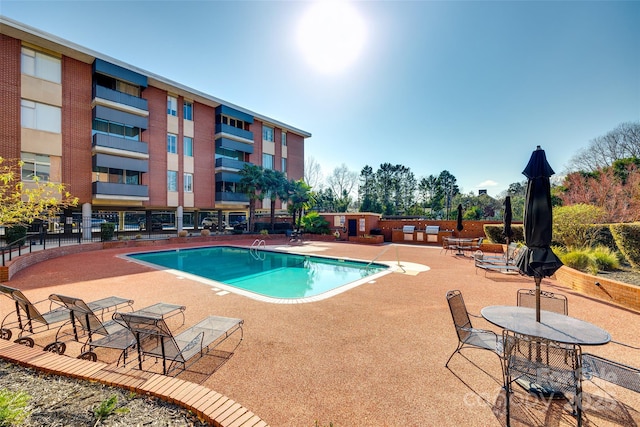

{"left": 585, "top": 225, "right": 617, "bottom": 251}
{"left": 553, "top": 204, "right": 607, "bottom": 247}
{"left": 100, "top": 222, "right": 115, "bottom": 242}
{"left": 589, "top": 246, "right": 620, "bottom": 272}
{"left": 177, "top": 230, "right": 188, "bottom": 237}
{"left": 299, "top": 212, "right": 330, "bottom": 234}
{"left": 200, "top": 229, "right": 211, "bottom": 236}
{"left": 4, "top": 225, "right": 27, "bottom": 245}
{"left": 0, "top": 389, "right": 31, "bottom": 426}
{"left": 260, "top": 229, "right": 269, "bottom": 236}
{"left": 560, "top": 250, "right": 594, "bottom": 274}
{"left": 483, "top": 224, "right": 524, "bottom": 244}
{"left": 610, "top": 222, "right": 640, "bottom": 269}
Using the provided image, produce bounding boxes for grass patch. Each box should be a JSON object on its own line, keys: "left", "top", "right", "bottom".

{"left": 0, "top": 389, "right": 31, "bottom": 426}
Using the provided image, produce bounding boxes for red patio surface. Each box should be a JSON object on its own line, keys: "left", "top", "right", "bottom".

{"left": 1, "top": 239, "right": 639, "bottom": 426}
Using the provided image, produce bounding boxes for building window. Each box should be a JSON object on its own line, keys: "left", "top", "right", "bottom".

{"left": 262, "top": 153, "right": 274, "bottom": 170}
{"left": 183, "top": 101, "right": 193, "bottom": 120}
{"left": 21, "top": 152, "right": 50, "bottom": 181}
{"left": 217, "top": 115, "right": 247, "bottom": 130}
{"left": 184, "top": 137, "right": 193, "bottom": 156}
{"left": 21, "top": 47, "right": 61, "bottom": 83}
{"left": 281, "top": 158, "right": 287, "bottom": 173}
{"left": 184, "top": 173, "right": 193, "bottom": 192}
{"left": 92, "top": 118, "right": 140, "bottom": 141}
{"left": 167, "top": 96, "right": 177, "bottom": 116}
{"left": 167, "top": 133, "right": 178, "bottom": 154}
{"left": 167, "top": 171, "right": 178, "bottom": 191}
{"left": 281, "top": 132, "right": 287, "bottom": 146}
{"left": 262, "top": 125, "right": 274, "bottom": 142}
{"left": 21, "top": 99, "right": 61, "bottom": 133}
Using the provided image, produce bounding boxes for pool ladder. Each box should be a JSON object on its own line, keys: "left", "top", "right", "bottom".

{"left": 250, "top": 239, "right": 266, "bottom": 260}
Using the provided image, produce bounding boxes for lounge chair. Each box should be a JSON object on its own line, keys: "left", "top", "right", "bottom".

{"left": 114, "top": 311, "right": 243, "bottom": 375}
{"left": 474, "top": 249, "right": 520, "bottom": 276}
{"left": 0, "top": 284, "right": 132, "bottom": 354}
{"left": 48, "top": 294, "right": 184, "bottom": 363}
{"left": 582, "top": 353, "right": 640, "bottom": 394}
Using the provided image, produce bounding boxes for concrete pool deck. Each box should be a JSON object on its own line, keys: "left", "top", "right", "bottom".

{"left": 2, "top": 239, "right": 640, "bottom": 426}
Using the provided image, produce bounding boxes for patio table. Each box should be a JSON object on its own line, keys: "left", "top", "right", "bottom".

{"left": 446, "top": 237, "right": 474, "bottom": 256}
{"left": 482, "top": 305, "right": 611, "bottom": 398}
{"left": 481, "top": 305, "right": 611, "bottom": 345}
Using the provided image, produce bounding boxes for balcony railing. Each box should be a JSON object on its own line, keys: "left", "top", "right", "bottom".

{"left": 93, "top": 84, "right": 148, "bottom": 111}
{"left": 215, "top": 123, "right": 253, "bottom": 142}
{"left": 215, "top": 158, "right": 247, "bottom": 171}
{"left": 93, "top": 133, "right": 148, "bottom": 155}
{"left": 215, "top": 192, "right": 249, "bottom": 203}
{"left": 93, "top": 182, "right": 149, "bottom": 198}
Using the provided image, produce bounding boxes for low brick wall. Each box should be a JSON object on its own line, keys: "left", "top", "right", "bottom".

{"left": 1, "top": 243, "right": 103, "bottom": 282}
{"left": 555, "top": 266, "right": 640, "bottom": 313}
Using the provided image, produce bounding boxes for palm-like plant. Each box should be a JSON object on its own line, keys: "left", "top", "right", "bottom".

{"left": 239, "top": 164, "right": 265, "bottom": 232}
{"left": 262, "top": 169, "right": 288, "bottom": 232}
{"left": 288, "top": 179, "right": 314, "bottom": 233}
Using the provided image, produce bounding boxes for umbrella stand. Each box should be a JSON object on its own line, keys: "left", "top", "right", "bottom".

{"left": 535, "top": 276, "right": 541, "bottom": 323}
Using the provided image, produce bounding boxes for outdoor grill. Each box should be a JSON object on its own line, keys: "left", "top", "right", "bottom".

{"left": 425, "top": 225, "right": 440, "bottom": 242}
{"left": 402, "top": 225, "right": 416, "bottom": 233}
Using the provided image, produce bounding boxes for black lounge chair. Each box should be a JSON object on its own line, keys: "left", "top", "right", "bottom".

{"left": 0, "top": 284, "right": 132, "bottom": 354}
{"left": 114, "top": 311, "right": 243, "bottom": 375}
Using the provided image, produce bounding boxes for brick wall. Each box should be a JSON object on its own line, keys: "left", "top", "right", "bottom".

{"left": 142, "top": 86, "right": 168, "bottom": 208}
{"left": 287, "top": 131, "right": 304, "bottom": 182}
{"left": 62, "top": 56, "right": 92, "bottom": 201}
{"left": 0, "top": 35, "right": 20, "bottom": 159}
{"left": 555, "top": 266, "right": 640, "bottom": 313}
{"left": 193, "top": 102, "right": 215, "bottom": 208}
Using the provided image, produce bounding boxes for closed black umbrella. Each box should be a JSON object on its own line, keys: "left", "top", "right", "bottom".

{"left": 503, "top": 196, "right": 513, "bottom": 247}
{"left": 515, "top": 146, "right": 563, "bottom": 322}
{"left": 456, "top": 204, "right": 464, "bottom": 235}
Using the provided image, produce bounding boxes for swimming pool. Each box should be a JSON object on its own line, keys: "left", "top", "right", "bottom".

{"left": 126, "top": 246, "right": 390, "bottom": 302}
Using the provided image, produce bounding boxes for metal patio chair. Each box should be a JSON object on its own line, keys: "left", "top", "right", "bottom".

{"left": 445, "top": 290, "right": 503, "bottom": 368}
{"left": 503, "top": 330, "right": 583, "bottom": 427}
{"left": 517, "top": 288, "right": 568, "bottom": 315}
{"left": 114, "top": 311, "right": 243, "bottom": 375}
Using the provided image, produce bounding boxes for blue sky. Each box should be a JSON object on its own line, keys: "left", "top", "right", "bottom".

{"left": 3, "top": 1, "right": 639, "bottom": 197}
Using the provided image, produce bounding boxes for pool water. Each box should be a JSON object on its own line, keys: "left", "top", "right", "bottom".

{"left": 127, "top": 246, "right": 389, "bottom": 300}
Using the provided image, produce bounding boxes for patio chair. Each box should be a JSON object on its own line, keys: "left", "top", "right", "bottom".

{"left": 445, "top": 290, "right": 503, "bottom": 368}
{"left": 114, "top": 311, "right": 243, "bottom": 375}
{"left": 516, "top": 289, "right": 568, "bottom": 315}
{"left": 0, "top": 284, "right": 132, "bottom": 354}
{"left": 441, "top": 237, "right": 456, "bottom": 255}
{"left": 582, "top": 353, "right": 640, "bottom": 394}
{"left": 503, "top": 330, "right": 583, "bottom": 427}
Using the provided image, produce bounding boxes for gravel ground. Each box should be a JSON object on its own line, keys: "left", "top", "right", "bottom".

{"left": 0, "top": 362, "right": 209, "bottom": 426}
{"left": 596, "top": 267, "right": 640, "bottom": 286}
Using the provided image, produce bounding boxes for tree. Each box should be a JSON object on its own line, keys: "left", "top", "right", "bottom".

{"left": 0, "top": 157, "right": 78, "bottom": 227}
{"left": 238, "top": 164, "right": 265, "bottom": 232}
{"left": 288, "top": 179, "right": 314, "bottom": 233}
{"left": 327, "top": 164, "right": 357, "bottom": 212}
{"left": 568, "top": 121, "right": 640, "bottom": 172}
{"left": 262, "top": 169, "right": 288, "bottom": 231}
{"left": 437, "top": 170, "right": 459, "bottom": 219}
{"left": 304, "top": 156, "right": 323, "bottom": 190}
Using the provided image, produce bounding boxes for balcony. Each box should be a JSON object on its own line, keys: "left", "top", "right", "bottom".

{"left": 215, "top": 124, "right": 253, "bottom": 143}
{"left": 215, "top": 158, "right": 248, "bottom": 171}
{"left": 215, "top": 192, "right": 249, "bottom": 203}
{"left": 93, "top": 133, "right": 148, "bottom": 155}
{"left": 93, "top": 182, "right": 149, "bottom": 199}
{"left": 93, "top": 84, "right": 148, "bottom": 112}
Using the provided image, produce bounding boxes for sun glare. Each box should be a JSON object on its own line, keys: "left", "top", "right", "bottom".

{"left": 296, "top": 0, "right": 366, "bottom": 75}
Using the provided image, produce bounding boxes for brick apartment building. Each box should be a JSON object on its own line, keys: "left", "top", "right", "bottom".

{"left": 0, "top": 17, "right": 311, "bottom": 234}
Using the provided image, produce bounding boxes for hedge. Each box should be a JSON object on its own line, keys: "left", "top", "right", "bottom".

{"left": 610, "top": 222, "right": 640, "bottom": 269}
{"left": 483, "top": 224, "right": 524, "bottom": 244}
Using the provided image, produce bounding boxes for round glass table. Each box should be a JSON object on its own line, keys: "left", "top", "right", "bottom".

{"left": 481, "top": 305, "right": 611, "bottom": 345}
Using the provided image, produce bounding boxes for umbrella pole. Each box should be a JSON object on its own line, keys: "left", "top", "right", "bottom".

{"left": 535, "top": 276, "right": 541, "bottom": 323}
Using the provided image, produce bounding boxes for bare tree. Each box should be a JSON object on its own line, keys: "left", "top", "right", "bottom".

{"left": 304, "top": 156, "right": 323, "bottom": 190}
{"left": 568, "top": 121, "right": 640, "bottom": 172}
{"left": 327, "top": 164, "right": 358, "bottom": 202}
